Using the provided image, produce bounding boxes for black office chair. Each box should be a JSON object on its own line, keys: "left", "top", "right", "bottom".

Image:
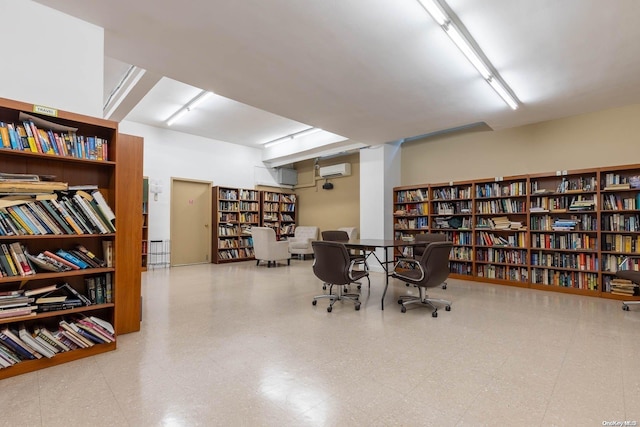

{"left": 614, "top": 256, "right": 640, "bottom": 311}
{"left": 321, "top": 230, "right": 370, "bottom": 290}
{"left": 392, "top": 241, "right": 453, "bottom": 317}
{"left": 412, "top": 232, "right": 448, "bottom": 289}
{"left": 311, "top": 241, "right": 368, "bottom": 312}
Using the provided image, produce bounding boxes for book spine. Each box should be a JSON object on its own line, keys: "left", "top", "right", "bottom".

{"left": 42, "top": 250, "right": 80, "bottom": 270}
{"left": 50, "top": 199, "right": 84, "bottom": 234}
{"left": 56, "top": 249, "right": 89, "bottom": 269}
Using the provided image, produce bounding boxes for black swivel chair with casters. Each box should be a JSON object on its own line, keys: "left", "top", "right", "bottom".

{"left": 614, "top": 256, "right": 640, "bottom": 311}
{"left": 311, "top": 241, "right": 368, "bottom": 312}
{"left": 412, "top": 232, "right": 448, "bottom": 289}
{"left": 392, "top": 241, "right": 453, "bottom": 317}
{"left": 321, "top": 230, "right": 370, "bottom": 290}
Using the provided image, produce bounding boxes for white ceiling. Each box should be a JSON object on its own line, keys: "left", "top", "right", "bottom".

{"left": 35, "top": 0, "right": 640, "bottom": 156}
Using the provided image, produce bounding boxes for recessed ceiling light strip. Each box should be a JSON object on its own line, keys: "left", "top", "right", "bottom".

{"left": 417, "top": 0, "right": 519, "bottom": 110}
{"left": 166, "top": 90, "right": 213, "bottom": 126}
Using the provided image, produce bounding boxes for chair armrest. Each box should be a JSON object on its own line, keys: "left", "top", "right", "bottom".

{"left": 392, "top": 258, "right": 425, "bottom": 281}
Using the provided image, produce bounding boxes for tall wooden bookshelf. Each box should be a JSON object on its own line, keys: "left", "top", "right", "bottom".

{"left": 141, "top": 176, "right": 149, "bottom": 271}
{"left": 0, "top": 97, "right": 142, "bottom": 380}
{"left": 392, "top": 165, "right": 640, "bottom": 302}
{"left": 259, "top": 190, "right": 297, "bottom": 240}
{"left": 279, "top": 193, "right": 297, "bottom": 238}
{"left": 212, "top": 186, "right": 257, "bottom": 263}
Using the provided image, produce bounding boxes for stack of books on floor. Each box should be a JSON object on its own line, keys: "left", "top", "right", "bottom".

{"left": 610, "top": 278, "right": 639, "bottom": 296}
{"left": 0, "top": 315, "right": 115, "bottom": 367}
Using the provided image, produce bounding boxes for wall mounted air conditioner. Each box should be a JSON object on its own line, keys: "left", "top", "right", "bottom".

{"left": 319, "top": 163, "right": 351, "bottom": 178}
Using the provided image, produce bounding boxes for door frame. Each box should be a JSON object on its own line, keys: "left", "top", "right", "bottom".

{"left": 169, "top": 177, "right": 213, "bottom": 266}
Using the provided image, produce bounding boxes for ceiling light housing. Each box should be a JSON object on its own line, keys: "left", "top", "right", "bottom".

{"left": 166, "top": 90, "right": 213, "bottom": 126}
{"left": 417, "top": 0, "right": 519, "bottom": 110}
{"left": 262, "top": 127, "right": 323, "bottom": 148}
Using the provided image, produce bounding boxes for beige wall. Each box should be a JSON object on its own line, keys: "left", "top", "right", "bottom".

{"left": 294, "top": 153, "right": 360, "bottom": 235}
{"left": 401, "top": 103, "right": 640, "bottom": 185}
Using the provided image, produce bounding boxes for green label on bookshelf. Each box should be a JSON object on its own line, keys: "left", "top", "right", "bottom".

{"left": 32, "top": 105, "right": 58, "bottom": 117}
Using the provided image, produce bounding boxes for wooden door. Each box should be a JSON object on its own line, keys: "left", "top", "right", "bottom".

{"left": 170, "top": 178, "right": 212, "bottom": 266}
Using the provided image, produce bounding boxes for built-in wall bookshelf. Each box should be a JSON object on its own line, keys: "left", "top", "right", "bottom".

{"left": 0, "top": 97, "right": 142, "bottom": 380}
{"left": 392, "top": 165, "right": 640, "bottom": 302}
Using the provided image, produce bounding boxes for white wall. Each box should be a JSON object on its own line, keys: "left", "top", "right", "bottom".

{"left": 119, "top": 121, "right": 266, "bottom": 242}
{"left": 0, "top": 0, "right": 103, "bottom": 117}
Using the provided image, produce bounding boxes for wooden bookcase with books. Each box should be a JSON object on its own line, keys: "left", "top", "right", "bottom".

{"left": 393, "top": 165, "right": 640, "bottom": 303}
{"left": 279, "top": 193, "right": 297, "bottom": 239}
{"left": 261, "top": 191, "right": 281, "bottom": 238}
{"left": 393, "top": 184, "right": 430, "bottom": 241}
{"left": 528, "top": 169, "right": 599, "bottom": 295}
{"left": 599, "top": 165, "right": 640, "bottom": 297}
{"left": 429, "top": 181, "right": 474, "bottom": 277}
{"left": 0, "top": 97, "right": 142, "bottom": 379}
{"left": 141, "top": 177, "right": 149, "bottom": 271}
{"left": 474, "top": 175, "right": 529, "bottom": 286}
{"left": 212, "top": 186, "right": 256, "bottom": 263}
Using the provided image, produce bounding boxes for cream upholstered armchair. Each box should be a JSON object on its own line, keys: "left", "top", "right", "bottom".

{"left": 288, "top": 226, "right": 319, "bottom": 259}
{"left": 251, "top": 227, "right": 291, "bottom": 267}
{"left": 338, "top": 227, "right": 358, "bottom": 240}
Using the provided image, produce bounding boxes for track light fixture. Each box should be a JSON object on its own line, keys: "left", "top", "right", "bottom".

{"left": 166, "top": 90, "right": 213, "bottom": 126}
{"left": 417, "top": 0, "right": 519, "bottom": 110}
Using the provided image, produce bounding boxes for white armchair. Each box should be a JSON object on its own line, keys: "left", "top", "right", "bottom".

{"left": 251, "top": 227, "right": 291, "bottom": 267}
{"left": 288, "top": 226, "right": 319, "bottom": 259}
{"left": 338, "top": 227, "right": 358, "bottom": 240}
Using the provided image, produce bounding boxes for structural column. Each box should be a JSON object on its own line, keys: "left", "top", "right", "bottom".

{"left": 359, "top": 142, "right": 402, "bottom": 272}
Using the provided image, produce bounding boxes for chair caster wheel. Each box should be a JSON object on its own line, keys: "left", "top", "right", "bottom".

{"left": 442, "top": 283, "right": 447, "bottom": 289}
{"left": 445, "top": 305, "right": 451, "bottom": 311}
{"left": 623, "top": 305, "right": 630, "bottom": 311}
{"left": 355, "top": 304, "right": 361, "bottom": 311}
{"left": 401, "top": 306, "right": 406, "bottom": 313}
{"left": 312, "top": 300, "right": 317, "bottom": 306}
{"left": 357, "top": 285, "right": 362, "bottom": 290}
{"left": 322, "top": 285, "right": 327, "bottom": 290}
{"left": 398, "top": 299, "right": 403, "bottom": 304}
{"left": 432, "top": 311, "right": 438, "bottom": 318}
{"left": 327, "top": 306, "right": 332, "bottom": 313}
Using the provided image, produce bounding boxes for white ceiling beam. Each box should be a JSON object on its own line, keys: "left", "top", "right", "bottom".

{"left": 103, "top": 67, "right": 162, "bottom": 122}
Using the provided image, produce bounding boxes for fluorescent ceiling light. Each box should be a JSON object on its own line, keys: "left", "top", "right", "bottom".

{"left": 166, "top": 90, "right": 213, "bottom": 126}
{"left": 417, "top": 0, "right": 519, "bottom": 110}
{"left": 262, "top": 127, "right": 323, "bottom": 148}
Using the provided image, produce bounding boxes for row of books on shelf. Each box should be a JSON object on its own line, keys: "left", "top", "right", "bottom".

{"left": 396, "top": 189, "right": 427, "bottom": 202}
{"left": 602, "top": 234, "right": 640, "bottom": 253}
{"left": 218, "top": 237, "right": 253, "bottom": 248}
{"left": 476, "top": 265, "right": 528, "bottom": 281}
{"left": 476, "top": 199, "right": 527, "bottom": 214}
{"left": 0, "top": 242, "right": 109, "bottom": 278}
{"left": 603, "top": 173, "right": 640, "bottom": 189}
{"left": 218, "top": 248, "right": 254, "bottom": 259}
{"left": 0, "top": 277, "right": 112, "bottom": 319}
{"left": 0, "top": 113, "right": 108, "bottom": 161}
{"left": 530, "top": 252, "right": 598, "bottom": 271}
{"left": 476, "top": 248, "right": 527, "bottom": 264}
{"left": 0, "top": 189, "right": 115, "bottom": 236}
{"left": 0, "top": 315, "right": 114, "bottom": 366}
{"left": 477, "top": 231, "right": 526, "bottom": 247}
{"left": 530, "top": 268, "right": 598, "bottom": 290}
{"left": 603, "top": 214, "right": 640, "bottom": 232}
{"left": 432, "top": 187, "right": 472, "bottom": 200}
{"left": 476, "top": 181, "right": 526, "bottom": 198}
{"left": 530, "top": 233, "right": 596, "bottom": 250}
{"left": 602, "top": 193, "right": 640, "bottom": 211}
